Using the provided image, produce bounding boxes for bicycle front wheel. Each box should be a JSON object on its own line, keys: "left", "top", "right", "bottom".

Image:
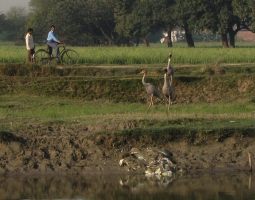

{"left": 34, "top": 49, "right": 50, "bottom": 65}
{"left": 61, "top": 49, "right": 79, "bottom": 65}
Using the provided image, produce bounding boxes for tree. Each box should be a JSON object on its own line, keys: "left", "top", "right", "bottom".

{"left": 3, "top": 7, "right": 27, "bottom": 41}
{"left": 152, "top": 0, "right": 176, "bottom": 47}
{"left": 47, "top": 0, "right": 89, "bottom": 45}
{"left": 211, "top": 0, "right": 249, "bottom": 48}
{"left": 86, "top": 0, "right": 116, "bottom": 45}
{"left": 113, "top": 0, "right": 137, "bottom": 45}
{"left": 129, "top": 0, "right": 156, "bottom": 46}
{"left": 0, "top": 14, "right": 7, "bottom": 32}
{"left": 174, "top": 0, "right": 199, "bottom": 47}
{"left": 0, "top": 14, "right": 8, "bottom": 40}
{"left": 28, "top": 0, "right": 58, "bottom": 42}
{"left": 217, "top": 1, "right": 232, "bottom": 47}
{"left": 28, "top": 0, "right": 116, "bottom": 45}
{"left": 26, "top": 0, "right": 255, "bottom": 47}
{"left": 232, "top": 0, "right": 255, "bottom": 42}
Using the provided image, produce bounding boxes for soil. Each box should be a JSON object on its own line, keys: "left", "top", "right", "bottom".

{"left": 0, "top": 123, "right": 254, "bottom": 175}
{"left": 0, "top": 64, "right": 254, "bottom": 175}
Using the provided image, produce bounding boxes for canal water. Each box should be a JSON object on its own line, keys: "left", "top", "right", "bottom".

{"left": 0, "top": 173, "right": 255, "bottom": 199}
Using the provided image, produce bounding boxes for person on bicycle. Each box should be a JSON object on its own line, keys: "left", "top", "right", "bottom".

{"left": 46, "top": 25, "right": 62, "bottom": 62}
{"left": 25, "top": 28, "right": 35, "bottom": 63}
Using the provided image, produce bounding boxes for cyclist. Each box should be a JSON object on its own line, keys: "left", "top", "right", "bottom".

{"left": 46, "top": 25, "right": 63, "bottom": 62}
{"left": 25, "top": 28, "right": 35, "bottom": 63}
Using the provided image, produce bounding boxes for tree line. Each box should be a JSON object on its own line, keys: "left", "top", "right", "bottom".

{"left": 0, "top": 7, "right": 27, "bottom": 42}
{"left": 1, "top": 0, "right": 255, "bottom": 47}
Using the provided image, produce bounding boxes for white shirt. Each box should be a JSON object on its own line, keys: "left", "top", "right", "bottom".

{"left": 25, "top": 33, "right": 35, "bottom": 50}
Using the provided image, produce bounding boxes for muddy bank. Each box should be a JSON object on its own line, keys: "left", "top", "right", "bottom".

{"left": 0, "top": 123, "right": 255, "bottom": 174}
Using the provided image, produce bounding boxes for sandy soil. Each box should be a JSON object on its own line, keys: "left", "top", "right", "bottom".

{"left": 0, "top": 123, "right": 254, "bottom": 175}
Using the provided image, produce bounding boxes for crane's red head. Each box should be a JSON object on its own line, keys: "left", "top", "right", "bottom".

{"left": 140, "top": 69, "right": 147, "bottom": 75}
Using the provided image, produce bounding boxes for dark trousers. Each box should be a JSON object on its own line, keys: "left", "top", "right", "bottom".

{"left": 47, "top": 42, "right": 60, "bottom": 58}
{"left": 27, "top": 48, "right": 35, "bottom": 63}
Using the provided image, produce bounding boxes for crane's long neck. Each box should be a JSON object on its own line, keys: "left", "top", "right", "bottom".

{"left": 142, "top": 73, "right": 147, "bottom": 85}
{"left": 163, "top": 73, "right": 169, "bottom": 88}
{"left": 167, "top": 57, "right": 171, "bottom": 68}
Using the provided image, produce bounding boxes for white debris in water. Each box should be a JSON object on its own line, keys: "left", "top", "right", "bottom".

{"left": 119, "top": 159, "right": 127, "bottom": 167}
{"left": 155, "top": 168, "right": 162, "bottom": 175}
{"left": 119, "top": 148, "right": 177, "bottom": 178}
{"left": 162, "top": 171, "right": 173, "bottom": 177}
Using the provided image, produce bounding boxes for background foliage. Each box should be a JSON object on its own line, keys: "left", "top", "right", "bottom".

{"left": 1, "top": 0, "right": 255, "bottom": 47}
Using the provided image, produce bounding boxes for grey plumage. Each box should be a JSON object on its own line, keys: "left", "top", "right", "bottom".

{"left": 143, "top": 82, "right": 161, "bottom": 99}
{"left": 140, "top": 70, "right": 160, "bottom": 109}
{"left": 166, "top": 53, "right": 174, "bottom": 84}
{"left": 162, "top": 71, "right": 175, "bottom": 110}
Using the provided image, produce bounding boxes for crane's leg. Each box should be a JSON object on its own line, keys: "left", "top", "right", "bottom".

{"left": 165, "top": 96, "right": 170, "bottom": 118}
{"left": 151, "top": 96, "right": 154, "bottom": 106}
{"left": 170, "top": 91, "right": 174, "bottom": 105}
{"left": 148, "top": 102, "right": 152, "bottom": 110}
{"left": 164, "top": 97, "right": 168, "bottom": 107}
{"left": 168, "top": 96, "right": 171, "bottom": 111}
{"left": 147, "top": 96, "right": 153, "bottom": 110}
{"left": 170, "top": 87, "right": 176, "bottom": 104}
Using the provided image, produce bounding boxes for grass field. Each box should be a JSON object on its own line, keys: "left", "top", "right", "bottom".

{"left": 0, "top": 42, "right": 254, "bottom": 135}
{"left": 0, "top": 94, "right": 254, "bottom": 133}
{"left": 2, "top": 42, "right": 255, "bottom": 65}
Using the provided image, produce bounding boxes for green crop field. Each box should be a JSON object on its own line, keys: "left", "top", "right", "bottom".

{"left": 1, "top": 42, "right": 255, "bottom": 65}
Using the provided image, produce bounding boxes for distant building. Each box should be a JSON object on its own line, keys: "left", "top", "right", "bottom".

{"left": 236, "top": 30, "right": 255, "bottom": 42}
{"left": 160, "top": 29, "right": 185, "bottom": 43}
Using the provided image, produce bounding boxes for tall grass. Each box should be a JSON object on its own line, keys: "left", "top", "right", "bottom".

{"left": 1, "top": 42, "right": 255, "bottom": 65}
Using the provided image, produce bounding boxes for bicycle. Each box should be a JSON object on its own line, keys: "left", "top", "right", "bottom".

{"left": 34, "top": 44, "right": 79, "bottom": 65}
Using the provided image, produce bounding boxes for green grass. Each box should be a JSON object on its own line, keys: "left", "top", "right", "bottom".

{"left": 2, "top": 42, "right": 255, "bottom": 65}
{"left": 0, "top": 94, "right": 254, "bottom": 138}
{"left": 0, "top": 95, "right": 254, "bottom": 129}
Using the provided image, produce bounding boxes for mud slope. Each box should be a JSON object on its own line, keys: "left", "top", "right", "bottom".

{"left": 0, "top": 123, "right": 255, "bottom": 174}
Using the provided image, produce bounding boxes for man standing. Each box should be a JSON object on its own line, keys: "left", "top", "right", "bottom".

{"left": 25, "top": 28, "right": 35, "bottom": 63}
{"left": 47, "top": 25, "right": 62, "bottom": 62}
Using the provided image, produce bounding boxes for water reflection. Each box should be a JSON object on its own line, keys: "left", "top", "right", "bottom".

{"left": 0, "top": 173, "right": 255, "bottom": 199}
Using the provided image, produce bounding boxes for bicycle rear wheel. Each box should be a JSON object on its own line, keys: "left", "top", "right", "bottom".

{"left": 61, "top": 49, "right": 79, "bottom": 65}
{"left": 34, "top": 49, "right": 50, "bottom": 65}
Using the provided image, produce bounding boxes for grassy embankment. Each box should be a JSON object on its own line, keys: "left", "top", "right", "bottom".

{"left": 0, "top": 62, "right": 254, "bottom": 137}
{"left": 0, "top": 42, "right": 254, "bottom": 137}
